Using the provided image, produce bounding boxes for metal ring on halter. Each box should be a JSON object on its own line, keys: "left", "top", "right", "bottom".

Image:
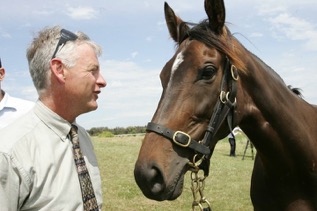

{"left": 188, "top": 154, "right": 205, "bottom": 171}
{"left": 193, "top": 154, "right": 204, "bottom": 167}
{"left": 226, "top": 92, "right": 237, "bottom": 105}
{"left": 219, "top": 91, "right": 226, "bottom": 103}
{"left": 231, "top": 65, "right": 239, "bottom": 81}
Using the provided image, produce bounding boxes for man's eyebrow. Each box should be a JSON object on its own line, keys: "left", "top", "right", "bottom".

{"left": 87, "top": 64, "right": 100, "bottom": 70}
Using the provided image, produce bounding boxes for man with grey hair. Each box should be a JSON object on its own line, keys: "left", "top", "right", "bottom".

{"left": 0, "top": 26, "right": 106, "bottom": 210}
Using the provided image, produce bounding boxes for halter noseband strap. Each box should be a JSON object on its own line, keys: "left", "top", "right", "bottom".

{"left": 146, "top": 57, "right": 238, "bottom": 175}
{"left": 146, "top": 122, "right": 211, "bottom": 155}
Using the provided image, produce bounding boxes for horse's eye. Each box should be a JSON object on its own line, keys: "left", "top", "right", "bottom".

{"left": 200, "top": 65, "right": 217, "bottom": 80}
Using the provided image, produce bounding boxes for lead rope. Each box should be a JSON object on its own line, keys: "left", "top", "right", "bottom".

{"left": 190, "top": 157, "right": 212, "bottom": 211}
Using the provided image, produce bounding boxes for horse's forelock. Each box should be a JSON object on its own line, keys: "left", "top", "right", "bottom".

{"left": 183, "top": 20, "right": 246, "bottom": 72}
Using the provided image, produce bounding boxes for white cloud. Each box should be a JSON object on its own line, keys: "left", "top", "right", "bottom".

{"left": 1, "top": 31, "right": 12, "bottom": 39}
{"left": 249, "top": 1, "right": 317, "bottom": 52}
{"left": 66, "top": 6, "right": 97, "bottom": 20}
{"left": 131, "top": 51, "right": 139, "bottom": 58}
{"left": 257, "top": 4, "right": 286, "bottom": 16}
{"left": 146, "top": 36, "right": 153, "bottom": 42}
{"left": 101, "top": 59, "right": 161, "bottom": 96}
{"left": 269, "top": 13, "right": 317, "bottom": 51}
{"left": 249, "top": 32, "right": 263, "bottom": 38}
{"left": 32, "top": 10, "right": 54, "bottom": 16}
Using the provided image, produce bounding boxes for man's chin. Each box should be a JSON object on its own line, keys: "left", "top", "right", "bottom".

{"left": 81, "top": 103, "right": 98, "bottom": 115}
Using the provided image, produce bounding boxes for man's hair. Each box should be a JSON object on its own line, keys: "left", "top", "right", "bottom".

{"left": 26, "top": 25, "right": 102, "bottom": 96}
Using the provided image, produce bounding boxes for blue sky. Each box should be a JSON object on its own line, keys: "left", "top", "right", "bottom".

{"left": 1, "top": 0, "right": 316, "bottom": 129}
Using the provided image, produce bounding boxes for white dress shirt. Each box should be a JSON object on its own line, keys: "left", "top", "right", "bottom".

{"left": 0, "top": 91, "right": 34, "bottom": 129}
{"left": 0, "top": 101, "right": 103, "bottom": 210}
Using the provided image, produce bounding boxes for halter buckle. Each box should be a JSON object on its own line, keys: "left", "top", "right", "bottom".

{"left": 173, "top": 131, "right": 191, "bottom": 147}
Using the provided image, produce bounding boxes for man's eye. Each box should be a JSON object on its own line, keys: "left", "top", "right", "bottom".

{"left": 89, "top": 69, "right": 98, "bottom": 75}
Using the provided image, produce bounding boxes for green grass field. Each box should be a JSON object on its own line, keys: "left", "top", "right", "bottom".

{"left": 92, "top": 134, "right": 255, "bottom": 211}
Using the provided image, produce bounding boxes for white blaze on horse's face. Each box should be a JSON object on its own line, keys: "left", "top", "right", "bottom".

{"left": 172, "top": 52, "right": 184, "bottom": 73}
{"left": 168, "top": 51, "right": 184, "bottom": 86}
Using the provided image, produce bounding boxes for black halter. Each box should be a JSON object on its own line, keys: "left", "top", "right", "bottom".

{"left": 146, "top": 57, "right": 238, "bottom": 175}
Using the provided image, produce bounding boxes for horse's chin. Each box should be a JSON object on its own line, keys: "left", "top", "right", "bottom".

{"left": 166, "top": 173, "right": 185, "bottom": 200}
{"left": 145, "top": 171, "right": 185, "bottom": 201}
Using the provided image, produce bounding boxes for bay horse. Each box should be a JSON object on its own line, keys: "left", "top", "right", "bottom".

{"left": 134, "top": 0, "right": 317, "bottom": 210}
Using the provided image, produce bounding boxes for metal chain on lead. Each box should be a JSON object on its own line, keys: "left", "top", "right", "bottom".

{"left": 190, "top": 156, "right": 212, "bottom": 211}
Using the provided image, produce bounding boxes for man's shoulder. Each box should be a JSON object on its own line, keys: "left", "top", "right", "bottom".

{"left": 0, "top": 112, "right": 40, "bottom": 153}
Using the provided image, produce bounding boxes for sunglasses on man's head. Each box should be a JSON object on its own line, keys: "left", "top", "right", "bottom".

{"left": 51, "top": 29, "right": 78, "bottom": 59}
{"left": 0, "top": 58, "right": 2, "bottom": 68}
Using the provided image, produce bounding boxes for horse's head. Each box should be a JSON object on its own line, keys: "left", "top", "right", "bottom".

{"left": 134, "top": 0, "right": 246, "bottom": 201}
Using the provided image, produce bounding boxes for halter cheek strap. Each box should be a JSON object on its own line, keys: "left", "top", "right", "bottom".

{"left": 198, "top": 59, "right": 238, "bottom": 175}
{"left": 201, "top": 59, "right": 238, "bottom": 149}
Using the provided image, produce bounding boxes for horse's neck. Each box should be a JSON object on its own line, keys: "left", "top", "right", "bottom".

{"left": 238, "top": 54, "right": 317, "bottom": 157}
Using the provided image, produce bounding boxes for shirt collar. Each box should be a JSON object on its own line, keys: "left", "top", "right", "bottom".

{"left": 34, "top": 101, "right": 73, "bottom": 142}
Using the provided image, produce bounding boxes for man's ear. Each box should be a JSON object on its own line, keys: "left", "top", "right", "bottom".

{"left": 50, "top": 59, "right": 65, "bottom": 83}
{"left": 0, "top": 68, "right": 5, "bottom": 81}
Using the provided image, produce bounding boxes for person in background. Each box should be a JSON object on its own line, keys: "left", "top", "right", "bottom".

{"left": 0, "top": 26, "right": 106, "bottom": 210}
{"left": 228, "top": 132, "right": 236, "bottom": 157}
{"left": 227, "top": 127, "right": 241, "bottom": 157}
{"left": 0, "top": 58, "right": 34, "bottom": 129}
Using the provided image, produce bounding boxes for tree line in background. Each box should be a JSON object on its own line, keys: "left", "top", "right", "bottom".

{"left": 87, "top": 126, "right": 147, "bottom": 137}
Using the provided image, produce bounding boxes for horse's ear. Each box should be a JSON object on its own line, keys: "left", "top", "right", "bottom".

{"left": 204, "top": 0, "right": 226, "bottom": 34}
{"left": 164, "top": 2, "right": 189, "bottom": 44}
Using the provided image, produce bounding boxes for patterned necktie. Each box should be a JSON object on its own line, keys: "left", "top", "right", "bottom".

{"left": 70, "top": 125, "right": 99, "bottom": 211}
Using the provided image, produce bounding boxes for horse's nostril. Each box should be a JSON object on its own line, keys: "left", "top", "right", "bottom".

{"left": 152, "top": 183, "right": 163, "bottom": 194}
{"left": 134, "top": 162, "right": 166, "bottom": 200}
{"left": 149, "top": 166, "right": 164, "bottom": 194}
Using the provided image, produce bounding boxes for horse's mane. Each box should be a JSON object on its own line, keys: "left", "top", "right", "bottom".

{"left": 288, "top": 85, "right": 303, "bottom": 98}
{"left": 182, "top": 20, "right": 246, "bottom": 72}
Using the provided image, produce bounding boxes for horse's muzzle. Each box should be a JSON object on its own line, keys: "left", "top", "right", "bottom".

{"left": 134, "top": 160, "right": 168, "bottom": 201}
